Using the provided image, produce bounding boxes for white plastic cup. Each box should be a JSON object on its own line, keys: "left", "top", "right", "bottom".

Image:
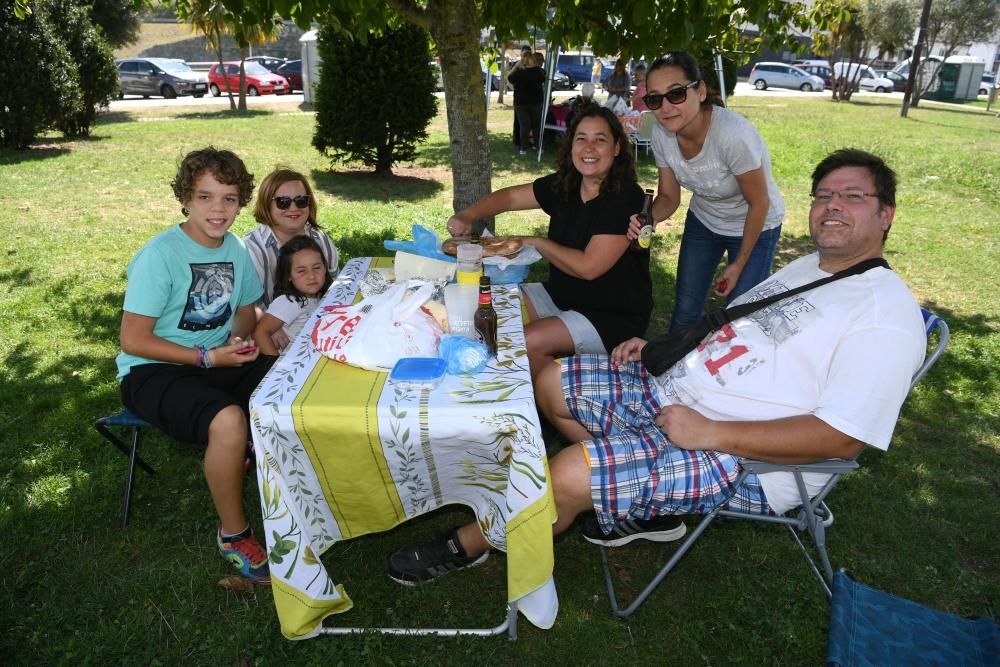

{"left": 444, "top": 283, "right": 478, "bottom": 338}
{"left": 456, "top": 243, "right": 483, "bottom": 271}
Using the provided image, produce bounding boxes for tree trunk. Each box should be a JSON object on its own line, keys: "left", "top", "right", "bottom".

{"left": 211, "top": 27, "right": 236, "bottom": 111}
{"left": 238, "top": 48, "right": 249, "bottom": 112}
{"left": 427, "top": 0, "right": 494, "bottom": 232}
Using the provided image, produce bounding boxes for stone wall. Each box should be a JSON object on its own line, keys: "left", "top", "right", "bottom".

{"left": 137, "top": 21, "right": 307, "bottom": 67}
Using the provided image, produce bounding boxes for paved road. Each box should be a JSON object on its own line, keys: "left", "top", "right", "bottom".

{"left": 109, "top": 80, "right": 977, "bottom": 112}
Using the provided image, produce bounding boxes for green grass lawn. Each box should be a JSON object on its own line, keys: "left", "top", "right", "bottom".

{"left": 1, "top": 96, "right": 997, "bottom": 665}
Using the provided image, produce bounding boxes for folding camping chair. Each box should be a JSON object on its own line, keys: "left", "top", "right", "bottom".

{"left": 628, "top": 111, "right": 655, "bottom": 157}
{"left": 94, "top": 408, "right": 154, "bottom": 528}
{"left": 827, "top": 569, "right": 999, "bottom": 667}
{"left": 598, "top": 308, "right": 950, "bottom": 618}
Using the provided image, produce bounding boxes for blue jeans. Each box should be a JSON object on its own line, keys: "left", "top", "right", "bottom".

{"left": 668, "top": 210, "right": 782, "bottom": 332}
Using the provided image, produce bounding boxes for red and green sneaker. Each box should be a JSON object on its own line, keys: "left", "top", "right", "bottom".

{"left": 217, "top": 526, "right": 271, "bottom": 584}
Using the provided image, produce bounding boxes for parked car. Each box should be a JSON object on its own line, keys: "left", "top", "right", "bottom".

{"left": 550, "top": 70, "right": 574, "bottom": 90}
{"left": 208, "top": 61, "right": 289, "bottom": 96}
{"left": 275, "top": 59, "right": 303, "bottom": 92}
{"left": 556, "top": 53, "right": 611, "bottom": 86}
{"left": 117, "top": 58, "right": 208, "bottom": 99}
{"left": 881, "top": 69, "right": 909, "bottom": 92}
{"left": 795, "top": 62, "right": 833, "bottom": 89}
{"left": 833, "top": 63, "right": 894, "bottom": 93}
{"left": 244, "top": 56, "right": 287, "bottom": 73}
{"left": 748, "top": 62, "right": 825, "bottom": 91}
{"left": 981, "top": 73, "right": 997, "bottom": 95}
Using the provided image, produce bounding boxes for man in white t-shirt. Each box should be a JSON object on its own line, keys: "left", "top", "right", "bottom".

{"left": 383, "top": 148, "right": 927, "bottom": 584}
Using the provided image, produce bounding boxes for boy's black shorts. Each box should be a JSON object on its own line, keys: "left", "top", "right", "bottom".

{"left": 120, "top": 355, "right": 277, "bottom": 445}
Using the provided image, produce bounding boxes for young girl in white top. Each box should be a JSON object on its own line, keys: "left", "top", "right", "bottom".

{"left": 254, "top": 236, "right": 332, "bottom": 356}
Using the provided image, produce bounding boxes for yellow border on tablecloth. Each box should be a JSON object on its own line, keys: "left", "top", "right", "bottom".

{"left": 505, "top": 455, "right": 556, "bottom": 601}
{"left": 273, "top": 577, "right": 353, "bottom": 640}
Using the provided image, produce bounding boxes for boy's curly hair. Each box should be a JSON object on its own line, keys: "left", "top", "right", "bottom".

{"left": 171, "top": 147, "right": 255, "bottom": 214}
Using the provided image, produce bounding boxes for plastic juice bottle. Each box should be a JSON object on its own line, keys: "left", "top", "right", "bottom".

{"left": 456, "top": 243, "right": 484, "bottom": 285}
{"left": 473, "top": 275, "right": 498, "bottom": 355}
{"left": 631, "top": 189, "right": 655, "bottom": 251}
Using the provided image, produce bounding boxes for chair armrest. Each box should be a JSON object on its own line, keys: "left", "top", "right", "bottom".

{"left": 740, "top": 458, "right": 859, "bottom": 475}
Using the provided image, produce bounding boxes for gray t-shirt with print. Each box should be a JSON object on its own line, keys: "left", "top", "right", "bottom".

{"left": 651, "top": 105, "right": 784, "bottom": 236}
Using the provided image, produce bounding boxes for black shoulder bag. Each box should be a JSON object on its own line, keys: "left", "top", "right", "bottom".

{"left": 641, "top": 257, "right": 890, "bottom": 376}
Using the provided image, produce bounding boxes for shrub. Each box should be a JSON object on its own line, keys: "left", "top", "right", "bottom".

{"left": 313, "top": 24, "right": 438, "bottom": 175}
{"left": 0, "top": 3, "right": 82, "bottom": 149}
{"left": 49, "top": 0, "right": 120, "bottom": 137}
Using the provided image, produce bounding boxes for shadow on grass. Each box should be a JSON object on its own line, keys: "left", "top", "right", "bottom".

{"left": 175, "top": 108, "right": 275, "bottom": 121}
{"left": 0, "top": 267, "right": 34, "bottom": 288}
{"left": 310, "top": 168, "right": 444, "bottom": 203}
{"left": 0, "top": 145, "right": 71, "bottom": 165}
{"left": 96, "top": 111, "right": 139, "bottom": 126}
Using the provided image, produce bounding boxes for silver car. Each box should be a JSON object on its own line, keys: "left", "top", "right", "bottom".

{"left": 117, "top": 58, "right": 209, "bottom": 99}
{"left": 749, "top": 62, "right": 825, "bottom": 92}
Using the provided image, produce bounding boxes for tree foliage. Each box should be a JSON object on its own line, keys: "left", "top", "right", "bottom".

{"left": 912, "top": 0, "right": 1000, "bottom": 102}
{"left": 88, "top": 0, "right": 142, "bottom": 48}
{"left": 860, "top": 0, "right": 917, "bottom": 63}
{"left": 312, "top": 23, "right": 437, "bottom": 175}
{"left": 172, "top": 0, "right": 825, "bottom": 213}
{"left": 0, "top": 0, "right": 118, "bottom": 148}
{"left": 176, "top": 0, "right": 284, "bottom": 111}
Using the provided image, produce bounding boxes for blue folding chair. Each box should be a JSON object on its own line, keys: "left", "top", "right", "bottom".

{"left": 94, "top": 408, "right": 154, "bottom": 527}
{"left": 827, "top": 569, "right": 1000, "bottom": 667}
{"left": 599, "top": 309, "right": 950, "bottom": 617}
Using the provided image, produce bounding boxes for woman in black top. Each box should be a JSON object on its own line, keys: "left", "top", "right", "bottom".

{"left": 508, "top": 52, "right": 546, "bottom": 154}
{"left": 447, "top": 104, "right": 652, "bottom": 379}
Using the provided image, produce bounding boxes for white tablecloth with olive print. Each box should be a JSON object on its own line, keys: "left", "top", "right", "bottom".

{"left": 249, "top": 257, "right": 557, "bottom": 640}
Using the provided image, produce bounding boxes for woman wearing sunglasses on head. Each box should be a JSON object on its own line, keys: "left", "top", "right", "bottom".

{"left": 636, "top": 51, "right": 784, "bottom": 332}
{"left": 244, "top": 168, "right": 339, "bottom": 309}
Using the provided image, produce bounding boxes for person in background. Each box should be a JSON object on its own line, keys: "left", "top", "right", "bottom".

{"left": 117, "top": 147, "right": 275, "bottom": 584}
{"left": 591, "top": 57, "right": 603, "bottom": 88}
{"left": 508, "top": 49, "right": 546, "bottom": 156}
{"left": 441, "top": 104, "right": 652, "bottom": 384}
{"left": 632, "top": 64, "right": 649, "bottom": 112}
{"left": 511, "top": 44, "right": 533, "bottom": 148}
{"left": 637, "top": 51, "right": 784, "bottom": 332}
{"left": 604, "top": 60, "right": 631, "bottom": 109}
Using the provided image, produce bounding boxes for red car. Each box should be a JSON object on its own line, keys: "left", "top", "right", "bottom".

{"left": 208, "top": 61, "right": 289, "bottom": 97}
{"left": 275, "top": 59, "right": 303, "bottom": 92}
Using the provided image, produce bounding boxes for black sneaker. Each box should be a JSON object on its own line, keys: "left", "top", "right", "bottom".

{"left": 384, "top": 528, "right": 489, "bottom": 586}
{"left": 581, "top": 513, "right": 687, "bottom": 547}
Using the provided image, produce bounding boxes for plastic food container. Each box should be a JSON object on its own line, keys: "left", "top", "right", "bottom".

{"left": 388, "top": 357, "right": 448, "bottom": 390}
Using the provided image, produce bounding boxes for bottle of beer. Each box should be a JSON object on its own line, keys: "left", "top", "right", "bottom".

{"left": 473, "top": 275, "right": 498, "bottom": 356}
{"left": 631, "top": 188, "right": 655, "bottom": 252}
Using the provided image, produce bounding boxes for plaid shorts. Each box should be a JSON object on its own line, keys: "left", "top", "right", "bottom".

{"left": 562, "top": 354, "right": 771, "bottom": 533}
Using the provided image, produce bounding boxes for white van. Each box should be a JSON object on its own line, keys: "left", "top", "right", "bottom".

{"left": 833, "top": 63, "right": 895, "bottom": 93}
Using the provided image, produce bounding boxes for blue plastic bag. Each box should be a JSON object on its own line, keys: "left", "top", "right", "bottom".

{"left": 384, "top": 224, "right": 455, "bottom": 263}
{"left": 439, "top": 335, "right": 490, "bottom": 376}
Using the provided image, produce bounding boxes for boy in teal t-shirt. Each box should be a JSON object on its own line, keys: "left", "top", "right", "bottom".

{"left": 117, "top": 147, "right": 275, "bottom": 584}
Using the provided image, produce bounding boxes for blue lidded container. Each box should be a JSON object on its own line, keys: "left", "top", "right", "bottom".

{"left": 388, "top": 357, "right": 448, "bottom": 390}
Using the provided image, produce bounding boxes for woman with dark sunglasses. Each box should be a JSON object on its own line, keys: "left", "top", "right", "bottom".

{"left": 244, "top": 168, "right": 339, "bottom": 310}
{"left": 636, "top": 51, "right": 784, "bottom": 332}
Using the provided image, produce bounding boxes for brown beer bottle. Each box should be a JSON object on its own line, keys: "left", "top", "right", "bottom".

{"left": 473, "top": 275, "right": 498, "bottom": 355}
{"left": 630, "top": 188, "right": 655, "bottom": 252}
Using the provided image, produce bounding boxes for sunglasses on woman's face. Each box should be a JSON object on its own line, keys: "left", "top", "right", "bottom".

{"left": 273, "top": 195, "right": 310, "bottom": 210}
{"left": 642, "top": 80, "right": 701, "bottom": 110}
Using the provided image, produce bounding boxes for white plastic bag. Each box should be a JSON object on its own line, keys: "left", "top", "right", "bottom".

{"left": 312, "top": 280, "right": 442, "bottom": 371}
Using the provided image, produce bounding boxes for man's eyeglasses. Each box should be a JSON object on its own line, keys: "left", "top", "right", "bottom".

{"left": 274, "top": 195, "right": 311, "bottom": 210}
{"left": 810, "top": 189, "right": 878, "bottom": 205}
{"left": 642, "top": 80, "right": 700, "bottom": 110}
